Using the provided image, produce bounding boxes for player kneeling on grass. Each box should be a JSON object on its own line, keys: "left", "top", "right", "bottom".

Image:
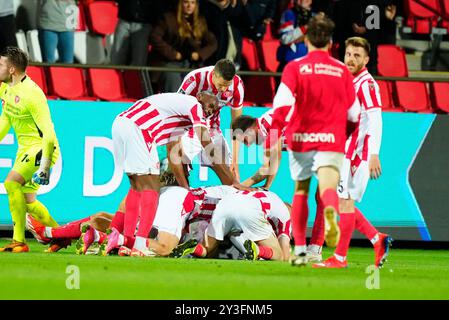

{"left": 171, "top": 189, "right": 291, "bottom": 262}
{"left": 110, "top": 92, "right": 247, "bottom": 257}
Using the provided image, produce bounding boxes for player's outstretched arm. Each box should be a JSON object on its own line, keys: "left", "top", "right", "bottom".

{"left": 230, "top": 108, "right": 243, "bottom": 181}
{"left": 278, "top": 235, "right": 291, "bottom": 261}
{"left": 166, "top": 139, "right": 190, "bottom": 189}
{"left": 28, "top": 95, "right": 57, "bottom": 185}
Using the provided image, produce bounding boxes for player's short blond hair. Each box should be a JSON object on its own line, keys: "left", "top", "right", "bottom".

{"left": 345, "top": 37, "right": 371, "bottom": 56}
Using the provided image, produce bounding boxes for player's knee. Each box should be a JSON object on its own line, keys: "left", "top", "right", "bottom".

{"left": 4, "top": 180, "right": 22, "bottom": 194}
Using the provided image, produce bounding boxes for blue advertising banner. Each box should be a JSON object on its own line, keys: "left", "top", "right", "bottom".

{"left": 0, "top": 101, "right": 438, "bottom": 240}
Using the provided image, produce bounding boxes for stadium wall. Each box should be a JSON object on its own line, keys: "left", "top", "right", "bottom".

{"left": 0, "top": 101, "right": 447, "bottom": 241}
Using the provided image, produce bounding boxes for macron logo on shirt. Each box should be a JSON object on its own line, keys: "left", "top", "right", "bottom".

{"left": 293, "top": 132, "right": 336, "bottom": 143}
{"left": 299, "top": 64, "right": 313, "bottom": 75}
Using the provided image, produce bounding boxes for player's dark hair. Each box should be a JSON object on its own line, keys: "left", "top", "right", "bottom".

{"left": 345, "top": 36, "right": 371, "bottom": 56}
{"left": 306, "top": 15, "right": 335, "bottom": 49}
{"left": 214, "top": 59, "right": 236, "bottom": 81}
{"left": 0, "top": 46, "right": 28, "bottom": 72}
{"left": 231, "top": 115, "right": 257, "bottom": 140}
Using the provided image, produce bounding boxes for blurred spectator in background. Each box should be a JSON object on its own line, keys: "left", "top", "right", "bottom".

{"left": 110, "top": 0, "right": 161, "bottom": 66}
{"left": 149, "top": 0, "right": 217, "bottom": 92}
{"left": 244, "top": 0, "right": 276, "bottom": 41}
{"left": 38, "top": 0, "right": 77, "bottom": 63}
{"left": 277, "top": 0, "right": 314, "bottom": 71}
{"left": 200, "top": 0, "right": 245, "bottom": 67}
{"left": 333, "top": 0, "right": 398, "bottom": 75}
{"left": 0, "top": 0, "right": 17, "bottom": 53}
{"left": 38, "top": 0, "right": 78, "bottom": 63}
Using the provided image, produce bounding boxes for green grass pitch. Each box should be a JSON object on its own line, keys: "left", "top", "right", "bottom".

{"left": 1, "top": 239, "right": 448, "bottom": 300}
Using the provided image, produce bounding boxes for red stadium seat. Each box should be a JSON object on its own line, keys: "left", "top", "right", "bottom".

{"left": 85, "top": 1, "right": 118, "bottom": 36}
{"left": 440, "top": 0, "right": 449, "bottom": 32}
{"left": 76, "top": 2, "right": 87, "bottom": 32}
{"left": 26, "top": 66, "right": 58, "bottom": 100}
{"left": 122, "top": 70, "right": 145, "bottom": 100}
{"left": 242, "top": 38, "right": 260, "bottom": 71}
{"left": 263, "top": 22, "right": 276, "bottom": 41}
{"left": 243, "top": 75, "right": 276, "bottom": 106}
{"left": 88, "top": 68, "right": 136, "bottom": 102}
{"left": 258, "top": 40, "right": 280, "bottom": 72}
{"left": 395, "top": 81, "right": 431, "bottom": 112}
{"left": 430, "top": 82, "right": 449, "bottom": 113}
{"left": 377, "top": 45, "right": 408, "bottom": 77}
{"left": 48, "top": 67, "right": 96, "bottom": 100}
{"left": 377, "top": 80, "right": 401, "bottom": 112}
{"left": 404, "top": 0, "right": 440, "bottom": 34}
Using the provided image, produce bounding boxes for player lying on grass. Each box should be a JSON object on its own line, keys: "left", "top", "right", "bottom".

{"left": 112, "top": 91, "right": 246, "bottom": 257}
{"left": 26, "top": 201, "right": 123, "bottom": 253}
{"left": 310, "top": 37, "right": 393, "bottom": 269}
{"left": 171, "top": 189, "right": 291, "bottom": 261}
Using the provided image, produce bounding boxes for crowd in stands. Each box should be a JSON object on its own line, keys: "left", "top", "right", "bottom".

{"left": 0, "top": 1, "right": 401, "bottom": 75}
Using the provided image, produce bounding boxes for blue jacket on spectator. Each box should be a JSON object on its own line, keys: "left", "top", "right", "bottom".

{"left": 276, "top": 5, "right": 313, "bottom": 69}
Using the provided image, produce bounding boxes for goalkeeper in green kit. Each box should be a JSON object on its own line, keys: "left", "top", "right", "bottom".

{"left": 0, "top": 47, "right": 60, "bottom": 253}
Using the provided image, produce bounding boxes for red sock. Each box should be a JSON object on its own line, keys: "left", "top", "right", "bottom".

{"left": 321, "top": 188, "right": 339, "bottom": 213}
{"left": 258, "top": 245, "right": 273, "bottom": 260}
{"left": 51, "top": 217, "right": 91, "bottom": 239}
{"left": 335, "top": 213, "right": 356, "bottom": 257}
{"left": 136, "top": 190, "right": 159, "bottom": 238}
{"left": 97, "top": 231, "right": 107, "bottom": 244}
{"left": 355, "top": 207, "right": 378, "bottom": 240}
{"left": 124, "top": 236, "right": 135, "bottom": 248}
{"left": 291, "top": 194, "right": 309, "bottom": 246}
{"left": 110, "top": 211, "right": 125, "bottom": 233}
{"left": 124, "top": 189, "right": 141, "bottom": 245}
{"left": 192, "top": 244, "right": 206, "bottom": 257}
{"left": 310, "top": 189, "right": 325, "bottom": 246}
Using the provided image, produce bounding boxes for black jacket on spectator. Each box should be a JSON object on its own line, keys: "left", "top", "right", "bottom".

{"left": 116, "top": 0, "right": 161, "bottom": 24}
{"left": 245, "top": 0, "right": 276, "bottom": 40}
{"left": 200, "top": 0, "right": 246, "bottom": 65}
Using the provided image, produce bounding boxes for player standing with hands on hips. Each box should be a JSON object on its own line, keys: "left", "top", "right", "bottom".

{"left": 0, "top": 47, "right": 60, "bottom": 253}
{"left": 269, "top": 15, "right": 361, "bottom": 266}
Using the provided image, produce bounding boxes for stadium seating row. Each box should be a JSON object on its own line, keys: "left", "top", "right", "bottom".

{"left": 404, "top": 0, "right": 449, "bottom": 34}
{"left": 26, "top": 66, "right": 141, "bottom": 102}
{"left": 23, "top": 64, "right": 449, "bottom": 113}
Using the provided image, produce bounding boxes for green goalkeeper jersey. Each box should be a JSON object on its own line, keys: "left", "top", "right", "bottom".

{"left": 0, "top": 76, "right": 58, "bottom": 158}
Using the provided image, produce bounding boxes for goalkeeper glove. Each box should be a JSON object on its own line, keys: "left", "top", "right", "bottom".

{"left": 32, "top": 157, "right": 51, "bottom": 185}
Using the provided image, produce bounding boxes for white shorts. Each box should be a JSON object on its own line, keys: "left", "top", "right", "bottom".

{"left": 338, "top": 155, "right": 370, "bottom": 202}
{"left": 112, "top": 116, "right": 160, "bottom": 175}
{"left": 288, "top": 150, "right": 344, "bottom": 181}
{"left": 206, "top": 194, "right": 275, "bottom": 242}
{"left": 181, "top": 131, "right": 231, "bottom": 167}
{"left": 152, "top": 186, "right": 189, "bottom": 240}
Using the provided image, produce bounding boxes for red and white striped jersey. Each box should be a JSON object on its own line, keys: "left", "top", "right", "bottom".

{"left": 345, "top": 68, "right": 383, "bottom": 160}
{"left": 178, "top": 66, "right": 244, "bottom": 134}
{"left": 188, "top": 185, "right": 238, "bottom": 221}
{"left": 238, "top": 190, "right": 291, "bottom": 238}
{"left": 257, "top": 108, "right": 287, "bottom": 149}
{"left": 118, "top": 93, "right": 207, "bottom": 146}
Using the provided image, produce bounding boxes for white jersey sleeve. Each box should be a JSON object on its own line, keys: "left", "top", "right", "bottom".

{"left": 266, "top": 192, "right": 291, "bottom": 238}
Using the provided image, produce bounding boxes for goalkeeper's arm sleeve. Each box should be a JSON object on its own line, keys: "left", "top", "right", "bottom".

{"left": 0, "top": 113, "right": 11, "bottom": 143}
{"left": 28, "top": 94, "right": 57, "bottom": 161}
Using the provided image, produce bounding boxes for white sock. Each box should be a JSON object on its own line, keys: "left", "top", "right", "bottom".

{"left": 307, "top": 244, "right": 322, "bottom": 254}
{"left": 94, "top": 230, "right": 100, "bottom": 243}
{"left": 134, "top": 236, "right": 147, "bottom": 250}
{"left": 334, "top": 253, "right": 346, "bottom": 262}
{"left": 44, "top": 227, "right": 52, "bottom": 238}
{"left": 294, "top": 245, "right": 307, "bottom": 256}
{"left": 370, "top": 233, "right": 379, "bottom": 245}
{"left": 117, "top": 234, "right": 124, "bottom": 246}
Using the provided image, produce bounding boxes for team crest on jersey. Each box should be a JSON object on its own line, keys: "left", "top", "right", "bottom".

{"left": 222, "top": 90, "right": 232, "bottom": 98}
{"left": 299, "top": 64, "right": 313, "bottom": 75}
{"left": 15, "top": 95, "right": 20, "bottom": 104}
